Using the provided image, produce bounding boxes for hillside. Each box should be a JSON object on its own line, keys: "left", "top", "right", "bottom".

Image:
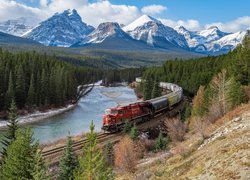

{"left": 117, "top": 103, "right": 250, "bottom": 179}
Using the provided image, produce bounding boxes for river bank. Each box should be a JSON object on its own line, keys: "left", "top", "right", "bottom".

{"left": 0, "top": 84, "right": 137, "bottom": 144}
{"left": 0, "top": 84, "right": 95, "bottom": 129}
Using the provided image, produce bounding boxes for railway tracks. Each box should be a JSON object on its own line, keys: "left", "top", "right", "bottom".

{"left": 42, "top": 99, "right": 186, "bottom": 160}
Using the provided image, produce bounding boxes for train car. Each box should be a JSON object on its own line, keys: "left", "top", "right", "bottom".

{"left": 102, "top": 81, "right": 183, "bottom": 132}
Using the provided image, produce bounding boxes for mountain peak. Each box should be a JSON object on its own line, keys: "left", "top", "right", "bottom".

{"left": 63, "top": 9, "right": 78, "bottom": 16}
{"left": 207, "top": 26, "right": 219, "bottom": 30}
{"left": 24, "top": 9, "right": 94, "bottom": 47}
{"left": 123, "top": 14, "right": 161, "bottom": 32}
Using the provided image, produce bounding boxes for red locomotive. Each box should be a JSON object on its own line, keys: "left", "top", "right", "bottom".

{"left": 102, "top": 82, "right": 183, "bottom": 132}
{"left": 102, "top": 102, "right": 151, "bottom": 132}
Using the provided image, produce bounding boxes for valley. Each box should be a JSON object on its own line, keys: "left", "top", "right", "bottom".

{"left": 0, "top": 1, "right": 249, "bottom": 179}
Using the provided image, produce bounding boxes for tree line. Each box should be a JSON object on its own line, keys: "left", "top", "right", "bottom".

{"left": 142, "top": 31, "right": 250, "bottom": 96}
{"left": 0, "top": 49, "right": 102, "bottom": 114}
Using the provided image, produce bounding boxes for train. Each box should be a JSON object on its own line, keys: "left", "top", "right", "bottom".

{"left": 102, "top": 79, "right": 183, "bottom": 132}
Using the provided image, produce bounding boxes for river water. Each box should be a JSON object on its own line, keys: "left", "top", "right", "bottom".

{"left": 0, "top": 85, "right": 137, "bottom": 144}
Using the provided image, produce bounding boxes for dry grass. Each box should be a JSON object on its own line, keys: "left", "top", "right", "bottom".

{"left": 118, "top": 103, "right": 250, "bottom": 180}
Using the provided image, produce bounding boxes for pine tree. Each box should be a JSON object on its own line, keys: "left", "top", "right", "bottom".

{"left": 228, "top": 76, "right": 245, "bottom": 109}
{"left": 58, "top": 135, "right": 78, "bottom": 180}
{"left": 151, "top": 75, "right": 161, "bottom": 99}
{"left": 143, "top": 75, "right": 153, "bottom": 100}
{"left": 123, "top": 121, "right": 132, "bottom": 134}
{"left": 129, "top": 125, "right": 139, "bottom": 141}
{"left": 154, "top": 132, "right": 167, "bottom": 152}
{"left": 74, "top": 121, "right": 113, "bottom": 180}
{"left": 15, "top": 65, "right": 26, "bottom": 108}
{"left": 103, "top": 142, "right": 114, "bottom": 167}
{"left": 1, "top": 128, "right": 38, "bottom": 179}
{"left": 32, "top": 149, "right": 48, "bottom": 180}
{"left": 27, "top": 74, "right": 36, "bottom": 106}
{"left": 5, "top": 72, "right": 15, "bottom": 109}
{"left": 1, "top": 99, "right": 18, "bottom": 159}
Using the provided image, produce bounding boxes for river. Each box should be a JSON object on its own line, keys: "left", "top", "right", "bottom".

{"left": 0, "top": 85, "right": 137, "bottom": 144}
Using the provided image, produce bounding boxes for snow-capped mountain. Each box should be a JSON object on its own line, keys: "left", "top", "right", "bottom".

{"left": 23, "top": 9, "right": 94, "bottom": 47}
{"left": 75, "top": 22, "right": 128, "bottom": 45}
{"left": 0, "top": 17, "right": 35, "bottom": 36}
{"left": 176, "top": 26, "right": 245, "bottom": 54}
{"left": 72, "top": 22, "right": 155, "bottom": 50}
{"left": 123, "top": 15, "right": 188, "bottom": 49}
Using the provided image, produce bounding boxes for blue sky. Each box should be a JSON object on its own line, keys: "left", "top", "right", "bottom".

{"left": 111, "top": 0, "right": 250, "bottom": 24}
{"left": 0, "top": 0, "right": 250, "bottom": 32}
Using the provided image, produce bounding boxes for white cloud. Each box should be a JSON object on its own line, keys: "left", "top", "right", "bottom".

{"left": 141, "top": 4, "right": 167, "bottom": 15}
{"left": 205, "top": 16, "right": 250, "bottom": 32}
{"left": 159, "top": 18, "right": 201, "bottom": 31}
{"left": 0, "top": 0, "right": 42, "bottom": 22}
{"left": 40, "top": 0, "right": 48, "bottom": 8}
{"left": 0, "top": 0, "right": 249, "bottom": 33}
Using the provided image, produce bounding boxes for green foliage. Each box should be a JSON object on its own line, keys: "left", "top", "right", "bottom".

{"left": 143, "top": 75, "right": 153, "bottom": 100}
{"left": 32, "top": 150, "right": 48, "bottom": 180}
{"left": 103, "top": 142, "right": 114, "bottom": 167}
{"left": 74, "top": 121, "right": 114, "bottom": 180}
{"left": 129, "top": 125, "right": 139, "bottom": 141}
{"left": 151, "top": 75, "right": 161, "bottom": 99}
{"left": 0, "top": 50, "right": 102, "bottom": 112}
{"left": 0, "top": 128, "right": 39, "bottom": 179}
{"left": 58, "top": 135, "right": 78, "bottom": 180}
{"left": 123, "top": 121, "right": 132, "bottom": 134}
{"left": 143, "top": 39, "right": 250, "bottom": 96}
{"left": 0, "top": 99, "right": 18, "bottom": 159}
{"left": 181, "top": 103, "right": 192, "bottom": 122}
{"left": 154, "top": 132, "right": 167, "bottom": 152}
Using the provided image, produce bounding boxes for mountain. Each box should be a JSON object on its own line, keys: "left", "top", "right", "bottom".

{"left": 0, "top": 31, "right": 41, "bottom": 45}
{"left": 176, "top": 26, "right": 245, "bottom": 54}
{"left": 0, "top": 17, "right": 34, "bottom": 36}
{"left": 72, "top": 22, "right": 155, "bottom": 50}
{"left": 123, "top": 15, "right": 188, "bottom": 50}
{"left": 23, "top": 9, "right": 94, "bottom": 47}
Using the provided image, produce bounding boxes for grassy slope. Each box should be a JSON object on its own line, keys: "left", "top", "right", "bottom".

{"left": 117, "top": 103, "right": 250, "bottom": 180}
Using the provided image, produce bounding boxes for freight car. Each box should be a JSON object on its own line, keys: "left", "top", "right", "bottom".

{"left": 102, "top": 81, "right": 183, "bottom": 132}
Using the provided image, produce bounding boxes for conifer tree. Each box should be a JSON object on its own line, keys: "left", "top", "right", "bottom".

{"left": 154, "top": 132, "right": 167, "bottom": 151}
{"left": 58, "top": 135, "right": 78, "bottom": 180}
{"left": 123, "top": 121, "right": 132, "bottom": 134}
{"left": 228, "top": 76, "right": 245, "bottom": 109}
{"left": 129, "top": 125, "right": 139, "bottom": 141}
{"left": 103, "top": 142, "right": 114, "bottom": 167}
{"left": 143, "top": 75, "right": 152, "bottom": 100}
{"left": 5, "top": 72, "right": 15, "bottom": 109}
{"left": 15, "top": 65, "right": 26, "bottom": 108}
{"left": 27, "top": 74, "right": 36, "bottom": 106}
{"left": 151, "top": 75, "right": 161, "bottom": 98}
{"left": 1, "top": 128, "right": 38, "bottom": 179}
{"left": 1, "top": 99, "right": 18, "bottom": 159}
{"left": 32, "top": 149, "right": 48, "bottom": 180}
{"left": 74, "top": 121, "right": 113, "bottom": 180}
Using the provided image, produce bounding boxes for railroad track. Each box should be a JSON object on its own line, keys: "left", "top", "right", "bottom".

{"left": 43, "top": 99, "right": 186, "bottom": 175}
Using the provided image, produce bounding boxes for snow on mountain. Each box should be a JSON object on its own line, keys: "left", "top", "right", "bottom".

{"left": 123, "top": 15, "right": 188, "bottom": 49}
{"left": 23, "top": 9, "right": 94, "bottom": 47}
{"left": 207, "top": 31, "right": 246, "bottom": 53}
{"left": 0, "top": 17, "right": 35, "bottom": 36}
{"left": 176, "top": 25, "right": 245, "bottom": 54}
{"left": 76, "top": 22, "right": 128, "bottom": 45}
{"left": 123, "top": 15, "right": 161, "bottom": 32}
{"left": 72, "top": 22, "right": 156, "bottom": 50}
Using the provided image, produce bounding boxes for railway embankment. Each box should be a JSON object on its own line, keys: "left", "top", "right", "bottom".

{"left": 118, "top": 103, "right": 250, "bottom": 179}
